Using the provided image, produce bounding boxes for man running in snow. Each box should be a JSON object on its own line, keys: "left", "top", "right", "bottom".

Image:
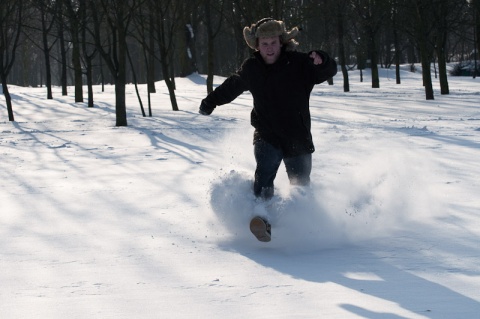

{"left": 199, "top": 18, "right": 337, "bottom": 241}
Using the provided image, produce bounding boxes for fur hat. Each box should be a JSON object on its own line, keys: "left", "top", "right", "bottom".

{"left": 243, "top": 18, "right": 299, "bottom": 51}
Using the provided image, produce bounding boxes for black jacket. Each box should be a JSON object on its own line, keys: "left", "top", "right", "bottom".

{"left": 201, "top": 49, "right": 337, "bottom": 157}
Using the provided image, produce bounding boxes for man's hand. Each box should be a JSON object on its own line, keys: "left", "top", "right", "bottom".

{"left": 309, "top": 51, "right": 323, "bottom": 65}
{"left": 199, "top": 100, "right": 214, "bottom": 115}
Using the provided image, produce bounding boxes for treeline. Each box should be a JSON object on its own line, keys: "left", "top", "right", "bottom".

{"left": 1, "top": 0, "right": 479, "bottom": 125}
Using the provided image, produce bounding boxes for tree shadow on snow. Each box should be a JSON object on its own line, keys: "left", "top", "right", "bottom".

{"left": 208, "top": 171, "right": 480, "bottom": 319}
{"left": 235, "top": 244, "right": 479, "bottom": 318}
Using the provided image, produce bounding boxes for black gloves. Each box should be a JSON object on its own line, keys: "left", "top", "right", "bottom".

{"left": 199, "top": 100, "right": 215, "bottom": 115}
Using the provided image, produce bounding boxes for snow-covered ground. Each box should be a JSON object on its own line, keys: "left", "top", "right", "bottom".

{"left": 1, "top": 68, "right": 479, "bottom": 318}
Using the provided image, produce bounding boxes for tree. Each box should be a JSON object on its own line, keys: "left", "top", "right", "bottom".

{"left": 177, "top": 3, "right": 197, "bottom": 77}
{"left": 352, "top": 0, "right": 387, "bottom": 89}
{"left": 31, "top": 0, "right": 58, "bottom": 99}
{"left": 472, "top": 0, "right": 480, "bottom": 75}
{"left": 0, "top": 0, "right": 23, "bottom": 121}
{"left": 56, "top": 0, "right": 68, "bottom": 96}
{"left": 132, "top": 3, "right": 156, "bottom": 115}
{"left": 335, "top": 0, "right": 350, "bottom": 92}
{"left": 63, "top": 0, "right": 84, "bottom": 103}
{"left": 3, "top": 0, "right": 480, "bottom": 111}
{"left": 80, "top": 0, "right": 97, "bottom": 108}
{"left": 151, "top": 0, "right": 182, "bottom": 111}
{"left": 224, "top": 1, "right": 247, "bottom": 68}
{"left": 89, "top": 0, "right": 139, "bottom": 126}
{"left": 204, "top": 0, "right": 226, "bottom": 94}
{"left": 391, "top": 0, "right": 403, "bottom": 84}
{"left": 411, "top": 0, "right": 435, "bottom": 100}
{"left": 431, "top": 0, "right": 468, "bottom": 95}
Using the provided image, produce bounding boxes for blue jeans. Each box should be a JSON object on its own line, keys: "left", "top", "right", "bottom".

{"left": 253, "top": 139, "right": 312, "bottom": 200}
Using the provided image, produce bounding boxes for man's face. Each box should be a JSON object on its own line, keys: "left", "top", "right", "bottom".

{"left": 257, "top": 36, "right": 282, "bottom": 64}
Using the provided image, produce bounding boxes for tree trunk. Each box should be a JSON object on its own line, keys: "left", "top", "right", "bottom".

{"left": 474, "top": 0, "right": 480, "bottom": 74}
{"left": 65, "top": 0, "right": 84, "bottom": 103}
{"left": 435, "top": 1, "right": 449, "bottom": 94}
{"left": 178, "top": 4, "right": 195, "bottom": 77}
{"left": 337, "top": 7, "right": 350, "bottom": 92}
{"left": 206, "top": 35, "right": 215, "bottom": 94}
{"left": 86, "top": 57, "right": 94, "bottom": 108}
{"left": 147, "top": 13, "right": 156, "bottom": 93}
{"left": 205, "top": 0, "right": 215, "bottom": 94}
{"left": 161, "top": 59, "right": 179, "bottom": 111}
{"left": 115, "top": 3, "right": 128, "bottom": 126}
{"left": 57, "top": 1, "right": 68, "bottom": 96}
{"left": 420, "top": 59, "right": 434, "bottom": 100}
{"left": 115, "top": 78, "right": 128, "bottom": 127}
{"left": 59, "top": 27, "right": 68, "bottom": 96}
{"left": 154, "top": 1, "right": 179, "bottom": 111}
{"left": 41, "top": 15, "right": 53, "bottom": 99}
{"left": 72, "top": 39, "right": 83, "bottom": 103}
{"left": 393, "top": 28, "right": 401, "bottom": 84}
{"left": 1, "top": 79, "right": 15, "bottom": 122}
{"left": 414, "top": 0, "right": 434, "bottom": 100}
{"left": 370, "top": 34, "right": 380, "bottom": 88}
{"left": 0, "top": 0, "right": 23, "bottom": 121}
{"left": 127, "top": 46, "right": 146, "bottom": 117}
{"left": 436, "top": 39, "right": 449, "bottom": 95}
{"left": 89, "top": 0, "right": 129, "bottom": 126}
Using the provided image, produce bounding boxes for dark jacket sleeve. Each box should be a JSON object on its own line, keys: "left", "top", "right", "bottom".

{"left": 201, "top": 68, "right": 249, "bottom": 114}
{"left": 308, "top": 50, "right": 338, "bottom": 84}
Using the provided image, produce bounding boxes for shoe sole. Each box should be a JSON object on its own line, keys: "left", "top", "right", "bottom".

{"left": 250, "top": 217, "right": 271, "bottom": 242}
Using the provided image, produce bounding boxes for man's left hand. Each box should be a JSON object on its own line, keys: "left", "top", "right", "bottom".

{"left": 309, "top": 51, "right": 323, "bottom": 65}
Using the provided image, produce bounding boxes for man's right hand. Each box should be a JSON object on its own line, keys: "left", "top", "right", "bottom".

{"left": 199, "top": 100, "right": 214, "bottom": 115}
{"left": 309, "top": 51, "right": 324, "bottom": 65}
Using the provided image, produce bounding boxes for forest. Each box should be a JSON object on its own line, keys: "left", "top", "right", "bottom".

{"left": 1, "top": 0, "right": 479, "bottom": 126}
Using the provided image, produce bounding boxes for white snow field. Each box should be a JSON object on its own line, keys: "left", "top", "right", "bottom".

{"left": 1, "top": 67, "right": 479, "bottom": 318}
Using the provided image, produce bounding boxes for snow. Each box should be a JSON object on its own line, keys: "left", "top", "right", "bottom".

{"left": 1, "top": 69, "right": 479, "bottom": 318}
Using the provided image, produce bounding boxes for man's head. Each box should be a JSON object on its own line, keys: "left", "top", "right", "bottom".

{"left": 257, "top": 36, "right": 282, "bottom": 64}
{"left": 243, "top": 18, "right": 299, "bottom": 63}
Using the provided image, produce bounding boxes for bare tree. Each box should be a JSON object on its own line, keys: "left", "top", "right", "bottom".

{"left": 89, "top": 0, "right": 140, "bottom": 126}
{"left": 56, "top": 0, "right": 68, "bottom": 96}
{"left": 151, "top": 0, "right": 183, "bottom": 111}
{"left": 131, "top": 3, "right": 155, "bottom": 115}
{"left": 411, "top": 0, "right": 435, "bottom": 100}
{"left": 177, "top": 2, "right": 197, "bottom": 77}
{"left": 0, "top": 0, "right": 23, "bottom": 121}
{"left": 335, "top": 0, "right": 350, "bottom": 92}
{"left": 391, "top": 0, "right": 404, "bottom": 84}
{"left": 471, "top": 0, "right": 480, "bottom": 76}
{"left": 63, "top": 0, "right": 85, "bottom": 103}
{"left": 4, "top": 0, "right": 480, "bottom": 114}
{"left": 29, "top": 0, "right": 58, "bottom": 99}
{"left": 79, "top": 0, "right": 97, "bottom": 108}
{"left": 204, "top": 0, "right": 226, "bottom": 94}
{"left": 431, "top": 0, "right": 468, "bottom": 94}
{"left": 351, "top": 0, "right": 388, "bottom": 89}
{"left": 225, "top": 1, "right": 249, "bottom": 67}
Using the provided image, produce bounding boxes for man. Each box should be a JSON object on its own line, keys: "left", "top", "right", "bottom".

{"left": 199, "top": 18, "right": 337, "bottom": 242}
